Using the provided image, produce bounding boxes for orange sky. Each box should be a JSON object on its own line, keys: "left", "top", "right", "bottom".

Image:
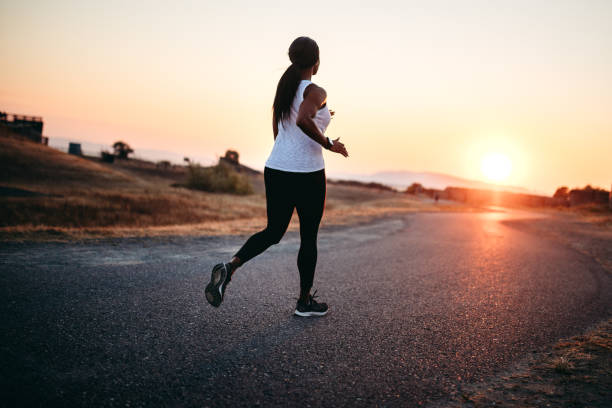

{"left": 1, "top": 0, "right": 610, "bottom": 194}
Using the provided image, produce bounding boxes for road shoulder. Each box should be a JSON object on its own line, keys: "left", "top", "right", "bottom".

{"left": 437, "top": 318, "right": 612, "bottom": 407}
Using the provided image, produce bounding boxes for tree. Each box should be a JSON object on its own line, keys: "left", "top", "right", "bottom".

{"left": 113, "top": 141, "right": 134, "bottom": 159}
{"left": 405, "top": 183, "right": 424, "bottom": 194}
{"left": 224, "top": 150, "right": 239, "bottom": 165}
{"left": 553, "top": 186, "right": 569, "bottom": 199}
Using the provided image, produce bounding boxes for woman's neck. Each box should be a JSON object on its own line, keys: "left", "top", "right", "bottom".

{"left": 300, "top": 67, "right": 313, "bottom": 81}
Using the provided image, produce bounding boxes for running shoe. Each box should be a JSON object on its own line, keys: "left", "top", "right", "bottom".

{"left": 205, "top": 263, "right": 232, "bottom": 307}
{"left": 294, "top": 290, "right": 328, "bottom": 317}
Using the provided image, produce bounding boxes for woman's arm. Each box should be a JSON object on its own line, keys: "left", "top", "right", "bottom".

{"left": 296, "top": 85, "right": 348, "bottom": 157}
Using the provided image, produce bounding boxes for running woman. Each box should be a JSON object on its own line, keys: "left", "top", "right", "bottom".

{"left": 205, "top": 36, "right": 349, "bottom": 317}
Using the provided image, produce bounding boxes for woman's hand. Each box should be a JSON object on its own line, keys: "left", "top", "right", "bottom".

{"left": 330, "top": 137, "right": 348, "bottom": 157}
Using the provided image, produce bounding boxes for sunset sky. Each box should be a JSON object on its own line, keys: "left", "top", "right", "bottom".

{"left": 1, "top": 0, "right": 610, "bottom": 194}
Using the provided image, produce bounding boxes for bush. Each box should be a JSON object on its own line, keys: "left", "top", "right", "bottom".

{"left": 157, "top": 160, "right": 171, "bottom": 169}
{"left": 101, "top": 151, "right": 115, "bottom": 163}
{"left": 186, "top": 162, "right": 253, "bottom": 195}
{"left": 405, "top": 183, "right": 424, "bottom": 194}
{"left": 329, "top": 179, "right": 396, "bottom": 192}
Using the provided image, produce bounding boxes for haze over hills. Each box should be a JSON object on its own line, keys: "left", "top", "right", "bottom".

{"left": 331, "top": 170, "right": 537, "bottom": 195}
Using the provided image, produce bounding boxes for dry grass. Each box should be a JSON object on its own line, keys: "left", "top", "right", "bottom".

{"left": 447, "top": 319, "right": 612, "bottom": 407}
{"left": 545, "top": 204, "right": 612, "bottom": 227}
{"left": 1, "top": 189, "right": 265, "bottom": 227}
{"left": 0, "top": 191, "right": 471, "bottom": 241}
{"left": 0, "top": 135, "right": 133, "bottom": 189}
{"left": 550, "top": 355, "right": 576, "bottom": 374}
{"left": 0, "top": 137, "right": 265, "bottom": 234}
{"left": 0, "top": 136, "right": 476, "bottom": 241}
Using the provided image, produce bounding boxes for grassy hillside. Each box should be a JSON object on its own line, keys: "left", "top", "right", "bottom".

{"left": 0, "top": 135, "right": 467, "bottom": 240}
{"left": 1, "top": 135, "right": 133, "bottom": 188}
{"left": 0, "top": 136, "right": 266, "bottom": 230}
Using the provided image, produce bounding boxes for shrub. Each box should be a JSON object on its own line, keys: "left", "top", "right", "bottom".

{"left": 101, "top": 151, "right": 115, "bottom": 163}
{"left": 186, "top": 162, "right": 253, "bottom": 195}
{"left": 329, "top": 179, "right": 396, "bottom": 192}
{"left": 157, "top": 160, "right": 171, "bottom": 169}
{"left": 405, "top": 183, "right": 424, "bottom": 194}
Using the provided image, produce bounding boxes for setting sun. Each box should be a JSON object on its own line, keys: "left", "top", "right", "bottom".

{"left": 481, "top": 153, "right": 512, "bottom": 183}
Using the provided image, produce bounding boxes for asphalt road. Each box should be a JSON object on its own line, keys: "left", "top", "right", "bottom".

{"left": 1, "top": 211, "right": 611, "bottom": 407}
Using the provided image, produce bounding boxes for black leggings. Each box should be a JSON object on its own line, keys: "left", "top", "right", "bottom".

{"left": 234, "top": 167, "right": 326, "bottom": 295}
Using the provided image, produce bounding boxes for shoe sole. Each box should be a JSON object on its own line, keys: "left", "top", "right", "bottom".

{"left": 294, "top": 309, "right": 328, "bottom": 317}
{"left": 205, "top": 263, "right": 228, "bottom": 307}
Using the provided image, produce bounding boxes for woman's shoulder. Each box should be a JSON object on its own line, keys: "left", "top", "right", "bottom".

{"left": 303, "top": 81, "right": 326, "bottom": 100}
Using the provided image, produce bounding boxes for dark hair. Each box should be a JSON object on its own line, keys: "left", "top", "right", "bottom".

{"left": 272, "top": 37, "right": 319, "bottom": 125}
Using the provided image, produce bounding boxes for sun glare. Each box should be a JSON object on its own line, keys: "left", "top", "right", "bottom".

{"left": 481, "top": 153, "right": 512, "bottom": 183}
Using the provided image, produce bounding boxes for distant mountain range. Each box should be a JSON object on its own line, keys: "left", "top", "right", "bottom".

{"left": 330, "top": 170, "right": 537, "bottom": 195}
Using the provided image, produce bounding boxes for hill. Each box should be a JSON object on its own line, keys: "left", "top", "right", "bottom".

{"left": 337, "top": 170, "right": 534, "bottom": 194}
{"left": 1, "top": 134, "right": 133, "bottom": 188}
{"left": 0, "top": 135, "right": 266, "bottom": 231}
{"left": 1, "top": 135, "right": 467, "bottom": 240}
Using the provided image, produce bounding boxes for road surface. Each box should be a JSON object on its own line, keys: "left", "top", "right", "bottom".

{"left": 1, "top": 210, "right": 611, "bottom": 407}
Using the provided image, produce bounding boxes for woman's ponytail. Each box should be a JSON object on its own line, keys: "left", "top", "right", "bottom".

{"left": 273, "top": 63, "right": 302, "bottom": 125}
{"left": 272, "top": 37, "right": 319, "bottom": 126}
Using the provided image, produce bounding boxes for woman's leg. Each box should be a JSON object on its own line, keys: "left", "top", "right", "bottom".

{"left": 294, "top": 169, "right": 326, "bottom": 301}
{"left": 232, "top": 168, "right": 295, "bottom": 269}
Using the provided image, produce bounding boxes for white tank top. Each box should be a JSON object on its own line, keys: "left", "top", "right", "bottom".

{"left": 265, "top": 80, "right": 332, "bottom": 172}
